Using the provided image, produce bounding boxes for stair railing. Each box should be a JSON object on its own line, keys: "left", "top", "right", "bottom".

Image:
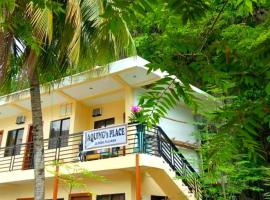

{"left": 156, "top": 126, "right": 202, "bottom": 199}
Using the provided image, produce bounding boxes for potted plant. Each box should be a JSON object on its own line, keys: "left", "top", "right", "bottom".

{"left": 129, "top": 105, "right": 145, "bottom": 152}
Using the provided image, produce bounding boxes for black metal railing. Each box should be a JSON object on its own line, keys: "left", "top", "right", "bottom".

{"left": 156, "top": 126, "right": 202, "bottom": 199}
{"left": 0, "top": 123, "right": 201, "bottom": 199}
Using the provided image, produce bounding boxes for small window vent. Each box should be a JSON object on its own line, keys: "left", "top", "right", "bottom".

{"left": 16, "top": 115, "right": 26, "bottom": 124}
{"left": 92, "top": 108, "right": 102, "bottom": 117}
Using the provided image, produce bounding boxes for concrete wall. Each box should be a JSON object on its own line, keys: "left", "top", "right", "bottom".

{"left": 133, "top": 88, "right": 198, "bottom": 143}
{"left": 0, "top": 172, "right": 134, "bottom": 200}
{"left": 0, "top": 169, "right": 166, "bottom": 200}
{"left": 0, "top": 152, "right": 194, "bottom": 200}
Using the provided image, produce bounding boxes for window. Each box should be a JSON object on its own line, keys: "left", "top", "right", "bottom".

{"left": 97, "top": 194, "right": 125, "bottom": 200}
{"left": 4, "top": 129, "right": 24, "bottom": 157}
{"left": 48, "top": 118, "right": 70, "bottom": 149}
{"left": 94, "top": 118, "right": 115, "bottom": 129}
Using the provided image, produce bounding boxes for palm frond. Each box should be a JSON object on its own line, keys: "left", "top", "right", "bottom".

{"left": 26, "top": 2, "right": 53, "bottom": 44}
{"left": 139, "top": 76, "right": 197, "bottom": 126}
{"left": 65, "top": 0, "right": 82, "bottom": 64}
{"left": 90, "top": 1, "right": 136, "bottom": 63}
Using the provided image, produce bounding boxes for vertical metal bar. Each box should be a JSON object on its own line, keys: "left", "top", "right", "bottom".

{"left": 9, "top": 154, "right": 14, "bottom": 171}
{"left": 11, "top": 153, "right": 16, "bottom": 171}
{"left": 57, "top": 136, "right": 61, "bottom": 161}
{"left": 54, "top": 139, "right": 58, "bottom": 161}
{"left": 171, "top": 147, "right": 174, "bottom": 166}
{"left": 157, "top": 128, "right": 161, "bottom": 157}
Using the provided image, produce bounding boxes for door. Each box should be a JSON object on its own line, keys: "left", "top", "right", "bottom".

{"left": 69, "top": 193, "right": 91, "bottom": 200}
{"left": 22, "top": 126, "right": 34, "bottom": 170}
{"left": 0, "top": 130, "right": 3, "bottom": 147}
{"left": 17, "top": 198, "right": 34, "bottom": 200}
{"left": 151, "top": 196, "right": 168, "bottom": 200}
{"left": 97, "top": 193, "right": 125, "bottom": 200}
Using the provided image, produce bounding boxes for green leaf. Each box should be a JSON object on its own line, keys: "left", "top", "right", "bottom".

{"left": 265, "top": 82, "right": 270, "bottom": 95}
{"left": 245, "top": 0, "right": 253, "bottom": 13}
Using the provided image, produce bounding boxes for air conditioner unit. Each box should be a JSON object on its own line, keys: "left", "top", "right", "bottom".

{"left": 92, "top": 108, "right": 102, "bottom": 117}
{"left": 16, "top": 115, "right": 26, "bottom": 124}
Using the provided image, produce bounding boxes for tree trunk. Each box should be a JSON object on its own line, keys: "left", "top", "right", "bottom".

{"left": 28, "top": 52, "right": 45, "bottom": 200}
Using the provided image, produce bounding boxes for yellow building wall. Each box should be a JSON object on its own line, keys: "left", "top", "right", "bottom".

{"left": 141, "top": 172, "right": 166, "bottom": 200}
{"left": 0, "top": 103, "right": 76, "bottom": 147}
{"left": 89, "top": 100, "right": 125, "bottom": 130}
{"left": 42, "top": 103, "right": 76, "bottom": 139}
{"left": 0, "top": 171, "right": 133, "bottom": 200}
{"left": 0, "top": 99, "right": 127, "bottom": 148}
{"left": 0, "top": 112, "right": 32, "bottom": 148}
{"left": 0, "top": 170, "right": 167, "bottom": 200}
{"left": 73, "top": 101, "right": 91, "bottom": 133}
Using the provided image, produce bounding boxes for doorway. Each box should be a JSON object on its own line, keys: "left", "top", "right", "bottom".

{"left": 22, "top": 126, "right": 34, "bottom": 170}
{"left": 69, "top": 193, "right": 92, "bottom": 200}
{"left": 0, "top": 130, "right": 3, "bottom": 147}
{"left": 17, "top": 198, "right": 34, "bottom": 200}
{"left": 151, "top": 196, "right": 168, "bottom": 200}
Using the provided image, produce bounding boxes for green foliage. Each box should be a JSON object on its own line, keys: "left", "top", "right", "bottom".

{"left": 131, "top": 0, "right": 270, "bottom": 198}
{"left": 47, "top": 162, "right": 108, "bottom": 196}
{"left": 138, "top": 76, "right": 197, "bottom": 126}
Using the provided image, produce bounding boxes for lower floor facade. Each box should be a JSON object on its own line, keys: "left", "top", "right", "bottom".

{"left": 0, "top": 154, "right": 197, "bottom": 200}
{"left": 1, "top": 170, "right": 168, "bottom": 200}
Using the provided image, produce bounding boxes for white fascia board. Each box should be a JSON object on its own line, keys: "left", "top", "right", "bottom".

{"left": 150, "top": 70, "right": 213, "bottom": 100}
{"left": 108, "top": 55, "right": 150, "bottom": 73}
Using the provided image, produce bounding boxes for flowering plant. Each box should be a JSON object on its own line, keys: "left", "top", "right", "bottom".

{"left": 129, "top": 105, "right": 143, "bottom": 123}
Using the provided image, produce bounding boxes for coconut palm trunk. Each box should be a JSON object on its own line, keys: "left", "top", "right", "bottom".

{"left": 27, "top": 52, "right": 45, "bottom": 200}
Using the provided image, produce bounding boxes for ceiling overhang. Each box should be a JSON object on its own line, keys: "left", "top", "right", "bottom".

{"left": 0, "top": 56, "right": 161, "bottom": 119}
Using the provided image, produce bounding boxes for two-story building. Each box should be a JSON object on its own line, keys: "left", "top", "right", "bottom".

{"left": 0, "top": 56, "right": 203, "bottom": 200}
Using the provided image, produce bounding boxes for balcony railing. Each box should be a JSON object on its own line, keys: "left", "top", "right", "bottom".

{"left": 0, "top": 124, "right": 201, "bottom": 199}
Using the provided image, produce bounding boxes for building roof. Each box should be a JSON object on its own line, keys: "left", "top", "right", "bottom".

{"left": 0, "top": 56, "right": 215, "bottom": 119}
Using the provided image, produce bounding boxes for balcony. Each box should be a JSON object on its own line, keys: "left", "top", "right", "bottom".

{"left": 0, "top": 124, "right": 201, "bottom": 199}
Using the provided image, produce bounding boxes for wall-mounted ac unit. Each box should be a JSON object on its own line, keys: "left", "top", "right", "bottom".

{"left": 16, "top": 115, "right": 26, "bottom": 124}
{"left": 92, "top": 108, "right": 102, "bottom": 117}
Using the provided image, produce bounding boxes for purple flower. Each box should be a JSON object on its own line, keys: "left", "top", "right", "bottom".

{"left": 131, "top": 105, "right": 142, "bottom": 113}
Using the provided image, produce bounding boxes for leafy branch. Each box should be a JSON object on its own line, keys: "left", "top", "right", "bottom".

{"left": 138, "top": 76, "right": 195, "bottom": 126}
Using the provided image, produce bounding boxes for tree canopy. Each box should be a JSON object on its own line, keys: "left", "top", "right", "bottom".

{"left": 130, "top": 0, "right": 270, "bottom": 199}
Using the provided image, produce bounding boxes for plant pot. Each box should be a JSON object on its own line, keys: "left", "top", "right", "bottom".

{"left": 135, "top": 124, "right": 145, "bottom": 153}
{"left": 136, "top": 123, "right": 145, "bottom": 133}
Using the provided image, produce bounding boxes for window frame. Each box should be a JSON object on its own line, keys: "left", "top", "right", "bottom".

{"left": 4, "top": 128, "right": 24, "bottom": 157}
{"left": 94, "top": 118, "right": 115, "bottom": 129}
{"left": 96, "top": 193, "right": 125, "bottom": 200}
{"left": 48, "top": 118, "right": 70, "bottom": 149}
{"left": 69, "top": 193, "right": 91, "bottom": 200}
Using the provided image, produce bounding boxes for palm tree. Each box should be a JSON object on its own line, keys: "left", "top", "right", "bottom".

{"left": 0, "top": 0, "right": 145, "bottom": 199}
